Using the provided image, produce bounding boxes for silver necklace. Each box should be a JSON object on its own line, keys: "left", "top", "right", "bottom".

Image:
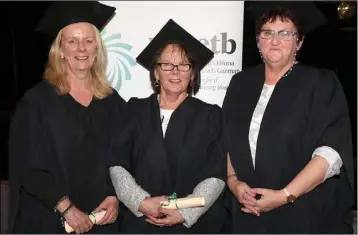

{"left": 282, "top": 61, "right": 298, "bottom": 78}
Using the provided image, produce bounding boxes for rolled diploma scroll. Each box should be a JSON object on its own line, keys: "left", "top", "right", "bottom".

{"left": 64, "top": 210, "right": 106, "bottom": 233}
{"left": 160, "top": 196, "right": 205, "bottom": 209}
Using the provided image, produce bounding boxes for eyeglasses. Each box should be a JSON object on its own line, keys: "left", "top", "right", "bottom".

{"left": 259, "top": 29, "right": 298, "bottom": 41}
{"left": 157, "top": 63, "right": 192, "bottom": 72}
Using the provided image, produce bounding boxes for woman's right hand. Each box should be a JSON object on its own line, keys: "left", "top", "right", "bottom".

{"left": 63, "top": 206, "right": 94, "bottom": 234}
{"left": 138, "top": 196, "right": 168, "bottom": 218}
{"left": 229, "top": 179, "right": 260, "bottom": 216}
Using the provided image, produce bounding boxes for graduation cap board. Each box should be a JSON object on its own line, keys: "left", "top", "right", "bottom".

{"left": 247, "top": 1, "right": 328, "bottom": 33}
{"left": 36, "top": 1, "right": 116, "bottom": 38}
{"left": 136, "top": 19, "right": 214, "bottom": 71}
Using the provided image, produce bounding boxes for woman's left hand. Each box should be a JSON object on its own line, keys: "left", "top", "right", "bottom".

{"left": 94, "top": 196, "right": 119, "bottom": 225}
{"left": 145, "top": 208, "right": 184, "bottom": 227}
{"left": 246, "top": 188, "right": 287, "bottom": 213}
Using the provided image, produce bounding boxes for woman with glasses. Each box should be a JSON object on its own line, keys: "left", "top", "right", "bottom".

{"left": 223, "top": 2, "right": 355, "bottom": 233}
{"left": 108, "top": 19, "right": 228, "bottom": 233}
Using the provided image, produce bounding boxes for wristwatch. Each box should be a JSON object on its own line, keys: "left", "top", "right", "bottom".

{"left": 283, "top": 188, "right": 297, "bottom": 203}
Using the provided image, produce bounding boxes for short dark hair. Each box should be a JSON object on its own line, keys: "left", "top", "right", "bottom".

{"left": 255, "top": 7, "right": 305, "bottom": 43}
{"left": 149, "top": 43, "right": 201, "bottom": 95}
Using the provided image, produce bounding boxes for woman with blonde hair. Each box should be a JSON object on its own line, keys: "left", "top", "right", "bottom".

{"left": 8, "top": 2, "right": 125, "bottom": 233}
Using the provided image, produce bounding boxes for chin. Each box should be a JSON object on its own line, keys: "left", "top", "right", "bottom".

{"left": 164, "top": 88, "right": 186, "bottom": 95}
{"left": 267, "top": 57, "right": 283, "bottom": 64}
{"left": 75, "top": 66, "right": 91, "bottom": 71}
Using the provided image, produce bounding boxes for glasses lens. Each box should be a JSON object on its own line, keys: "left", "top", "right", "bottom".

{"left": 178, "top": 64, "right": 191, "bottom": 72}
{"left": 159, "top": 63, "right": 174, "bottom": 71}
{"left": 260, "top": 30, "right": 273, "bottom": 39}
{"left": 279, "top": 31, "right": 293, "bottom": 41}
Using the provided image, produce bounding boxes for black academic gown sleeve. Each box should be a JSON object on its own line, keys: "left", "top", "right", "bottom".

{"left": 9, "top": 97, "right": 66, "bottom": 208}
{"left": 196, "top": 104, "right": 227, "bottom": 182}
{"left": 308, "top": 69, "right": 355, "bottom": 188}
{"left": 105, "top": 91, "right": 127, "bottom": 196}
{"left": 11, "top": 93, "right": 64, "bottom": 210}
{"left": 106, "top": 97, "right": 135, "bottom": 171}
{"left": 22, "top": 170, "right": 64, "bottom": 210}
{"left": 304, "top": 68, "right": 355, "bottom": 233}
{"left": 8, "top": 95, "right": 66, "bottom": 233}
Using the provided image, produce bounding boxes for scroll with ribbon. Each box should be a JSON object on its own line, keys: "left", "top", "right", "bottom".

{"left": 64, "top": 210, "right": 106, "bottom": 233}
{"left": 160, "top": 193, "right": 205, "bottom": 209}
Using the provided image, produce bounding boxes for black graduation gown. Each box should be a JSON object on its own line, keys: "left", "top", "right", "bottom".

{"left": 108, "top": 93, "right": 228, "bottom": 234}
{"left": 222, "top": 63, "right": 355, "bottom": 233}
{"left": 8, "top": 80, "right": 125, "bottom": 234}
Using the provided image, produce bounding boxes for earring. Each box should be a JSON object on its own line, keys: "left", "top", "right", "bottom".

{"left": 154, "top": 79, "right": 160, "bottom": 87}
{"left": 293, "top": 49, "right": 298, "bottom": 64}
{"left": 258, "top": 50, "right": 264, "bottom": 62}
{"left": 190, "top": 80, "right": 195, "bottom": 94}
{"left": 60, "top": 56, "right": 64, "bottom": 59}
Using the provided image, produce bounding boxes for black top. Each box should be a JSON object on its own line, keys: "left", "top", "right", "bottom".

{"left": 8, "top": 80, "right": 125, "bottom": 233}
{"left": 108, "top": 94, "right": 228, "bottom": 233}
{"left": 222, "top": 63, "right": 355, "bottom": 233}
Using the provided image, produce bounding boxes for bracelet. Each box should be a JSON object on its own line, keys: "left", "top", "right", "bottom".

{"left": 54, "top": 196, "right": 69, "bottom": 212}
{"left": 60, "top": 202, "right": 74, "bottom": 217}
{"left": 89, "top": 212, "right": 96, "bottom": 224}
{"left": 227, "top": 173, "right": 237, "bottom": 179}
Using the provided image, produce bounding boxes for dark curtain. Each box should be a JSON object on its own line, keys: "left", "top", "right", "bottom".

{"left": 0, "top": 1, "right": 52, "bottom": 180}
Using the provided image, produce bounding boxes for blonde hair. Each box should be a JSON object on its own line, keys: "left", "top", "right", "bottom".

{"left": 44, "top": 24, "right": 112, "bottom": 99}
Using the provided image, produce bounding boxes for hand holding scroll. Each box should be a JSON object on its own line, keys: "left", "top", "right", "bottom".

{"left": 64, "top": 210, "right": 105, "bottom": 233}
{"left": 63, "top": 206, "right": 94, "bottom": 234}
{"left": 145, "top": 207, "right": 184, "bottom": 227}
{"left": 145, "top": 193, "right": 205, "bottom": 227}
{"left": 93, "top": 196, "right": 119, "bottom": 225}
{"left": 139, "top": 195, "right": 168, "bottom": 218}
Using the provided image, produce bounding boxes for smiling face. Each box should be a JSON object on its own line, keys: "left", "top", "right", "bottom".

{"left": 60, "top": 22, "right": 97, "bottom": 74}
{"left": 154, "top": 44, "right": 194, "bottom": 96}
{"left": 258, "top": 19, "right": 303, "bottom": 67}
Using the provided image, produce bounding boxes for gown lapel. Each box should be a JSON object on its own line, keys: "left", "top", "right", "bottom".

{"left": 163, "top": 96, "right": 199, "bottom": 192}
{"left": 226, "top": 65, "right": 265, "bottom": 186}
{"left": 139, "top": 94, "right": 173, "bottom": 193}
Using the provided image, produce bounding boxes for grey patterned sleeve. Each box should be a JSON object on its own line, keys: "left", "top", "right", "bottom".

{"left": 109, "top": 166, "right": 150, "bottom": 217}
{"left": 178, "top": 177, "right": 225, "bottom": 228}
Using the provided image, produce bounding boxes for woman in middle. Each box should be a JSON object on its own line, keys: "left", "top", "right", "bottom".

{"left": 108, "top": 19, "right": 227, "bottom": 233}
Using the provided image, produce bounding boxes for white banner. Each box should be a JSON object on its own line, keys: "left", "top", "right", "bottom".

{"left": 101, "top": 1, "right": 244, "bottom": 107}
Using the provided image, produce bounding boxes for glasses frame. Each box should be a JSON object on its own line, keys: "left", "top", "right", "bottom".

{"left": 259, "top": 29, "right": 298, "bottom": 41}
{"left": 157, "top": 62, "right": 192, "bottom": 72}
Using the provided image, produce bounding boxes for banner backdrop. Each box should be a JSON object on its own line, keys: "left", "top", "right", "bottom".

{"left": 100, "top": 1, "right": 244, "bottom": 107}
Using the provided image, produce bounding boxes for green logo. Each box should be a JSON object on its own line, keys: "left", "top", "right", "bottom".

{"left": 101, "top": 30, "right": 136, "bottom": 92}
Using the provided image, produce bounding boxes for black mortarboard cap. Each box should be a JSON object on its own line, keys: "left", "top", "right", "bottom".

{"left": 247, "top": 1, "right": 327, "bottom": 33}
{"left": 36, "top": 1, "right": 116, "bottom": 38}
{"left": 136, "top": 19, "right": 214, "bottom": 71}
